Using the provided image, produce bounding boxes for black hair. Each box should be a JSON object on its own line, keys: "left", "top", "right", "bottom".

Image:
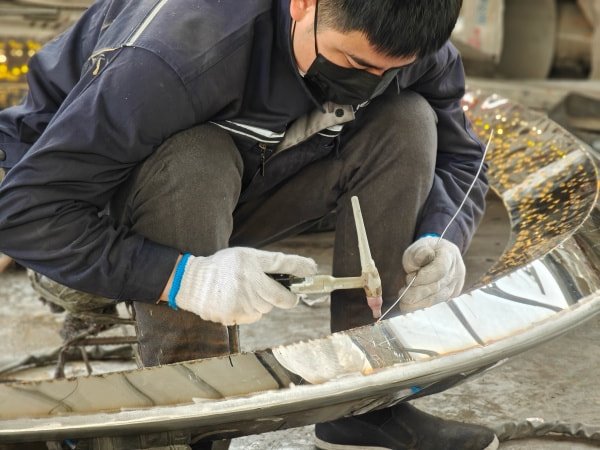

{"left": 318, "top": 0, "right": 463, "bottom": 58}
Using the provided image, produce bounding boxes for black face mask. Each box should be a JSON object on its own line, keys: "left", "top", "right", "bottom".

{"left": 304, "top": 55, "right": 399, "bottom": 105}
{"left": 297, "top": 0, "right": 399, "bottom": 105}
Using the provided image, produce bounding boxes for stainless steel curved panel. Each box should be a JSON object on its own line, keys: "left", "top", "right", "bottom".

{"left": 1, "top": 92, "right": 600, "bottom": 442}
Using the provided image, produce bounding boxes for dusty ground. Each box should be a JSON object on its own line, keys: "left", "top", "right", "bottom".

{"left": 1, "top": 226, "right": 599, "bottom": 449}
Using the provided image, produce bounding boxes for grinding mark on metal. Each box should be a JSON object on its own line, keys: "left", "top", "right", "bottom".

{"left": 357, "top": 327, "right": 413, "bottom": 363}
{"left": 352, "top": 331, "right": 400, "bottom": 369}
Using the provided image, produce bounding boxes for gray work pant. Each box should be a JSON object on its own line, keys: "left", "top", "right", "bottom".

{"left": 110, "top": 91, "right": 437, "bottom": 365}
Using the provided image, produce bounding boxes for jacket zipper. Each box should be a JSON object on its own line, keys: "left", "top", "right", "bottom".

{"left": 254, "top": 105, "right": 352, "bottom": 178}
{"left": 258, "top": 143, "right": 269, "bottom": 176}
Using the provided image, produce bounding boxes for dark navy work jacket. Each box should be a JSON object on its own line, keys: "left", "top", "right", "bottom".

{"left": 0, "top": 0, "right": 487, "bottom": 302}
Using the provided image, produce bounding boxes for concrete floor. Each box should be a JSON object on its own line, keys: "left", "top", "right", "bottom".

{"left": 1, "top": 195, "right": 599, "bottom": 449}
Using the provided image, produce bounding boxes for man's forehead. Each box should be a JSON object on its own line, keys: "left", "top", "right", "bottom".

{"left": 348, "top": 52, "right": 416, "bottom": 70}
{"left": 325, "top": 29, "right": 417, "bottom": 69}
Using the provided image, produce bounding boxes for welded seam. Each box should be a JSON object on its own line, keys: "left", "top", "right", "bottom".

{"left": 175, "top": 365, "right": 223, "bottom": 398}
{"left": 121, "top": 373, "right": 156, "bottom": 407}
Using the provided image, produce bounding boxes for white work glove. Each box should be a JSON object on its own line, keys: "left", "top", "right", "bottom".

{"left": 174, "top": 247, "right": 317, "bottom": 326}
{"left": 399, "top": 236, "right": 465, "bottom": 314}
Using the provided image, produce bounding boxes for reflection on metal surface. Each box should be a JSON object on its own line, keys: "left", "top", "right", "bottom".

{"left": 465, "top": 93, "right": 598, "bottom": 284}
{"left": 1, "top": 91, "right": 600, "bottom": 443}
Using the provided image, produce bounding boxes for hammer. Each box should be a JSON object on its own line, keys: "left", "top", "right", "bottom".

{"left": 271, "top": 196, "right": 383, "bottom": 318}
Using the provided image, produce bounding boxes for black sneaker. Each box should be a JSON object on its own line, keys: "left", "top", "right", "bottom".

{"left": 315, "top": 403, "right": 499, "bottom": 450}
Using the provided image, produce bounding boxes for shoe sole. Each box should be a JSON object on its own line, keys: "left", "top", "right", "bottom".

{"left": 314, "top": 434, "right": 499, "bottom": 450}
{"left": 314, "top": 437, "right": 390, "bottom": 450}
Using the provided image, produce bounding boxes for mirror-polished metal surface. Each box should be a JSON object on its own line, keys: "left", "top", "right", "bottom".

{"left": 1, "top": 92, "right": 600, "bottom": 443}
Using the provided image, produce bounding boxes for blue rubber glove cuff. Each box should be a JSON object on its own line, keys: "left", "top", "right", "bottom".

{"left": 168, "top": 253, "right": 191, "bottom": 310}
{"left": 418, "top": 233, "right": 441, "bottom": 239}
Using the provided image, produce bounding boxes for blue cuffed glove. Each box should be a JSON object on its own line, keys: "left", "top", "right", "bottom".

{"left": 169, "top": 247, "right": 317, "bottom": 325}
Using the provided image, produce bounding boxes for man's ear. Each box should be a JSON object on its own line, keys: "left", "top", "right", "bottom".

{"left": 290, "top": 0, "right": 316, "bottom": 22}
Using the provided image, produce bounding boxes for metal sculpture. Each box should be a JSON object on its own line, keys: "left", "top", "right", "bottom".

{"left": 0, "top": 91, "right": 599, "bottom": 444}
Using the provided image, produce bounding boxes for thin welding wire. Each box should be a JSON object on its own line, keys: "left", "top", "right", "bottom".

{"left": 378, "top": 130, "right": 494, "bottom": 322}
